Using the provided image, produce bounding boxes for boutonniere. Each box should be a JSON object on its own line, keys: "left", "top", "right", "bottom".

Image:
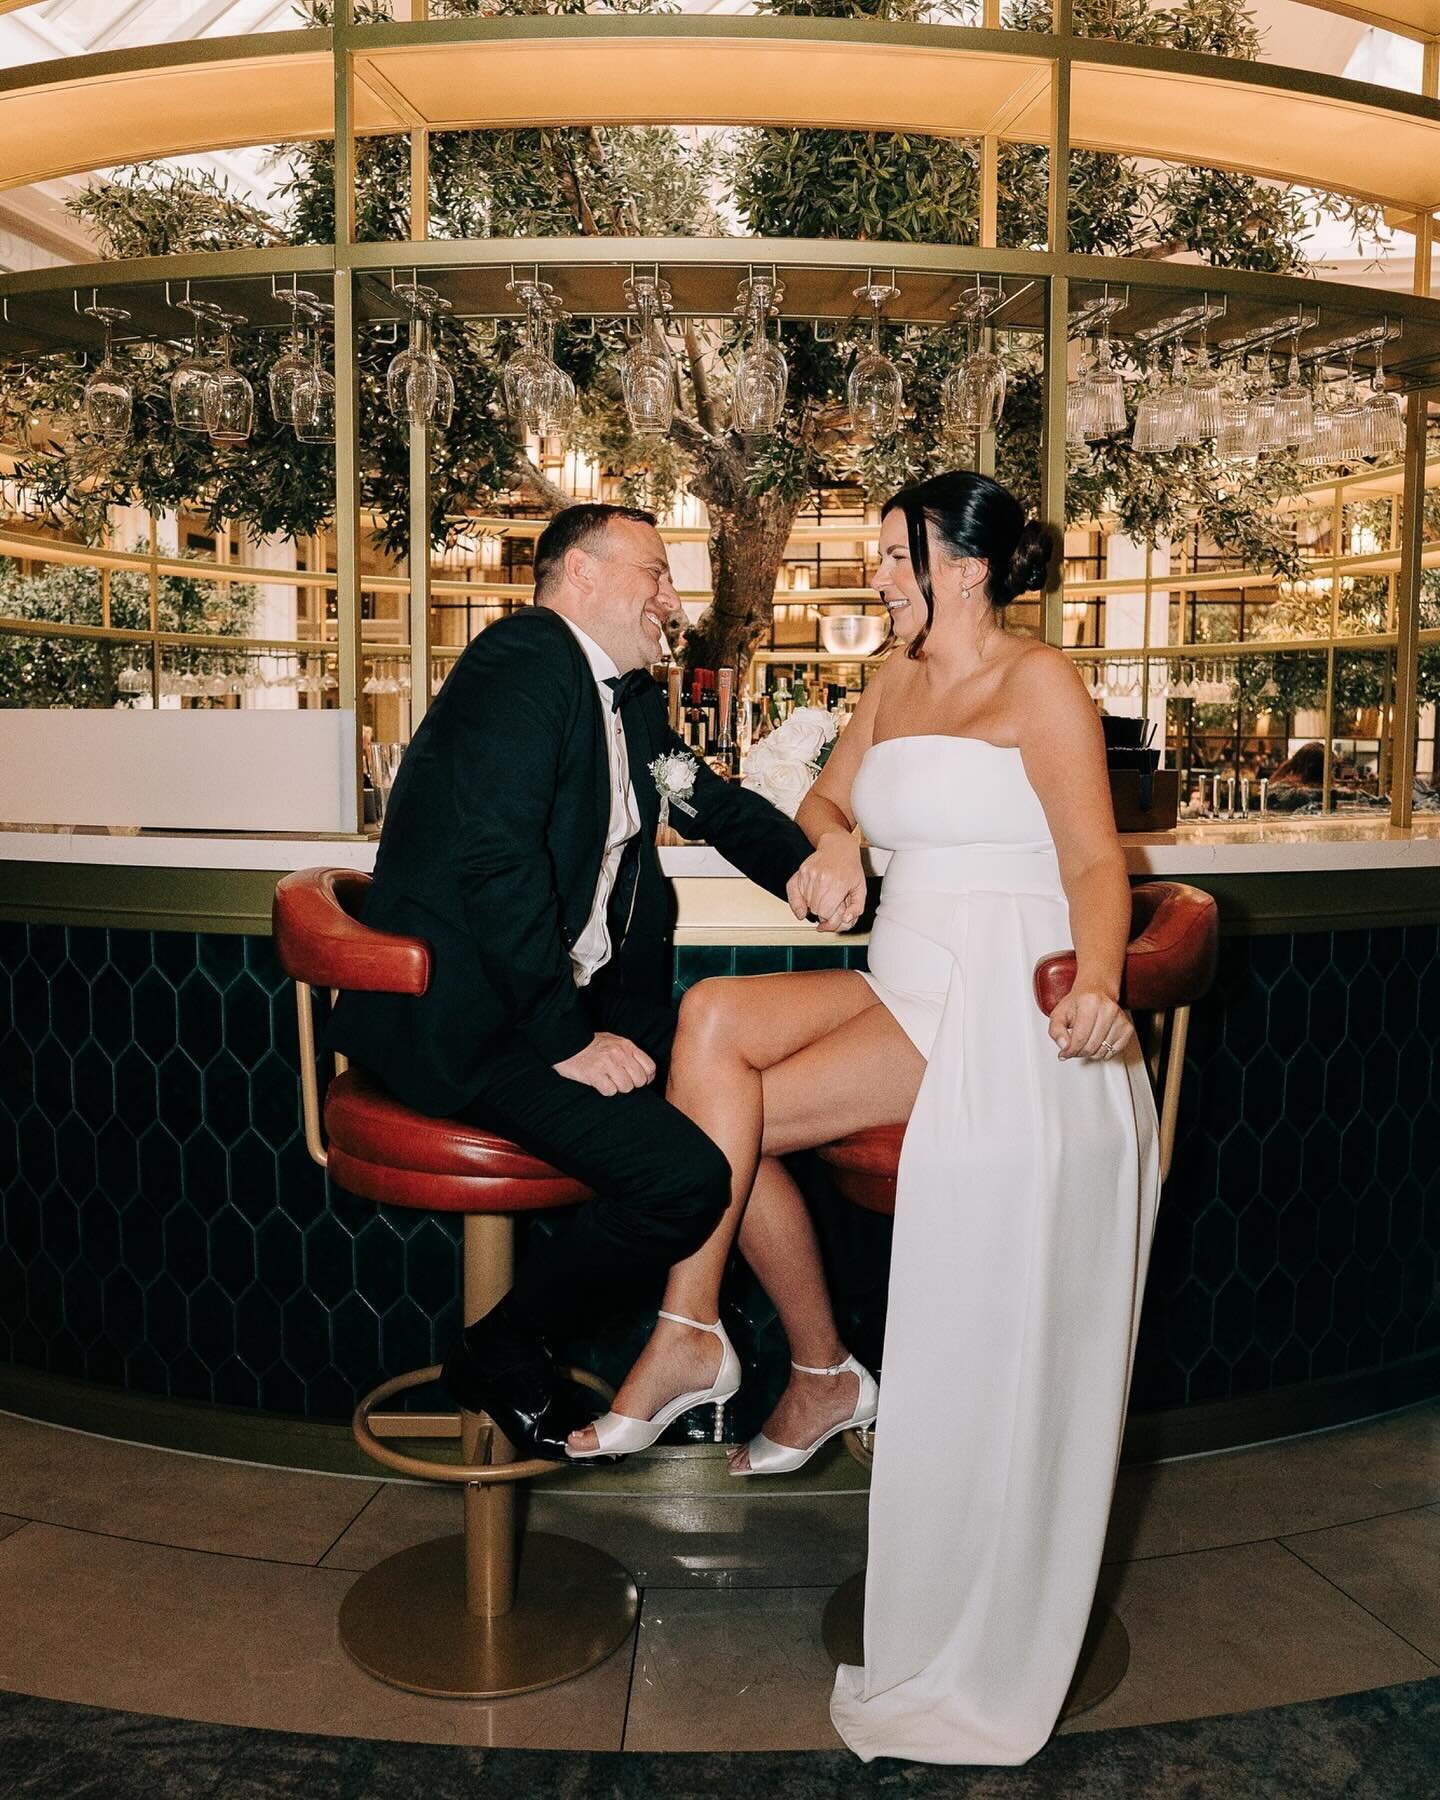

{"left": 649, "top": 751, "right": 700, "bottom": 829}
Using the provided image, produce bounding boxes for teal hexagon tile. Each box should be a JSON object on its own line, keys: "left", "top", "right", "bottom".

{"left": 177, "top": 972, "right": 224, "bottom": 1067}
{"left": 131, "top": 971, "right": 178, "bottom": 1064}
{"left": 152, "top": 930, "right": 197, "bottom": 986}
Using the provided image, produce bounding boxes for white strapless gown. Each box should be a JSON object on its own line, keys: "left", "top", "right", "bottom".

{"left": 829, "top": 736, "right": 1160, "bottom": 1765}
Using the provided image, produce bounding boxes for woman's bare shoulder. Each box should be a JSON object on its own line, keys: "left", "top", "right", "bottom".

{"left": 1002, "top": 639, "right": 1085, "bottom": 697}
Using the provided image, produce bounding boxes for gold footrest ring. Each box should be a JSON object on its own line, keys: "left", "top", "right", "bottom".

{"left": 821, "top": 1571, "right": 1129, "bottom": 1722}
{"left": 351, "top": 1364, "right": 572, "bottom": 1483}
{"left": 339, "top": 1531, "right": 639, "bottom": 1700}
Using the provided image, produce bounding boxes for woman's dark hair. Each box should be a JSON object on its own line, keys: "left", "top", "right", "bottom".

{"left": 880, "top": 472, "right": 1054, "bottom": 659}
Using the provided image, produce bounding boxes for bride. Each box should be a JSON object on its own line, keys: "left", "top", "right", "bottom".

{"left": 567, "top": 470, "right": 1160, "bottom": 1765}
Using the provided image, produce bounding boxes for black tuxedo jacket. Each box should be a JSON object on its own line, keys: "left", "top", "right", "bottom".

{"left": 329, "top": 606, "right": 812, "bottom": 1117}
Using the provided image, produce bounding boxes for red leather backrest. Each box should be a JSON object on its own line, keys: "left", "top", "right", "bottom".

{"left": 1033, "top": 881, "right": 1218, "bottom": 1016}
{"left": 272, "top": 868, "right": 431, "bottom": 996}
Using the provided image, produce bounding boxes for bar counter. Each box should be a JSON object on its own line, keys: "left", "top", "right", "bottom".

{"left": 2, "top": 817, "right": 1438, "bottom": 1475}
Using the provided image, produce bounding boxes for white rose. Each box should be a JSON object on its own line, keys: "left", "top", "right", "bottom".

{"left": 742, "top": 737, "right": 774, "bottom": 776}
{"left": 655, "top": 752, "right": 696, "bottom": 795}
{"left": 773, "top": 706, "right": 837, "bottom": 765}
{"left": 745, "top": 756, "right": 816, "bottom": 818}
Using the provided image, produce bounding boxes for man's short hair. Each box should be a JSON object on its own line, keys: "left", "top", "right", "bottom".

{"left": 532, "top": 503, "right": 657, "bottom": 597}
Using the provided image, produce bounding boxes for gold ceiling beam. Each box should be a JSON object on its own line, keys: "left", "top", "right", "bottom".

{"left": 4, "top": 21, "right": 1440, "bottom": 213}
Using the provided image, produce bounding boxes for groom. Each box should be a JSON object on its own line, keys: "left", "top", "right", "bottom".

{"left": 330, "top": 504, "right": 813, "bottom": 1458}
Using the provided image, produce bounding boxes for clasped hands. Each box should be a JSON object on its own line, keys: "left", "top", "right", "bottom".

{"left": 787, "top": 834, "right": 867, "bottom": 933}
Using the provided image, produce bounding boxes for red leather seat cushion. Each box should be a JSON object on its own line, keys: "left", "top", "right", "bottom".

{"left": 273, "top": 868, "right": 431, "bottom": 995}
{"left": 816, "top": 1123, "right": 904, "bottom": 1217}
{"left": 1034, "top": 881, "right": 1218, "bottom": 1015}
{"left": 325, "top": 1070, "right": 592, "bottom": 1214}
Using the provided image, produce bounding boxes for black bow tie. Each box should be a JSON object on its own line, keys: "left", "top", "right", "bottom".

{"left": 604, "top": 670, "right": 656, "bottom": 709}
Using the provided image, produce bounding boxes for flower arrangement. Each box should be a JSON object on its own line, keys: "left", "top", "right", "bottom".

{"left": 742, "top": 706, "right": 840, "bottom": 817}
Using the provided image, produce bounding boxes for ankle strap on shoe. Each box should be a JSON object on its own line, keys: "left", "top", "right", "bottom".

{"left": 658, "top": 1309, "right": 723, "bottom": 1335}
{"left": 791, "top": 1354, "right": 853, "bottom": 1376}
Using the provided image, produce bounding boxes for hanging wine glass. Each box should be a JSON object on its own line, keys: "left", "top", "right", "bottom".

{"left": 1132, "top": 348, "right": 1175, "bottom": 453}
{"left": 531, "top": 308, "right": 575, "bottom": 443}
{"left": 1329, "top": 351, "right": 1367, "bottom": 461}
{"left": 1080, "top": 327, "right": 1126, "bottom": 440}
{"left": 621, "top": 275, "right": 676, "bottom": 438}
{"left": 732, "top": 275, "right": 788, "bottom": 439}
{"left": 1300, "top": 367, "right": 1338, "bottom": 468}
{"left": 1179, "top": 333, "right": 1221, "bottom": 444}
{"left": 847, "top": 282, "right": 902, "bottom": 441}
{"left": 293, "top": 300, "right": 336, "bottom": 444}
{"left": 1066, "top": 337, "right": 1092, "bottom": 446}
{"left": 1215, "top": 359, "right": 1252, "bottom": 461}
{"left": 269, "top": 288, "right": 319, "bottom": 427}
{"left": 202, "top": 311, "right": 254, "bottom": 447}
{"left": 387, "top": 282, "right": 441, "bottom": 425}
{"left": 427, "top": 295, "right": 456, "bottom": 430}
{"left": 944, "top": 289, "right": 1006, "bottom": 437}
{"left": 170, "top": 298, "right": 224, "bottom": 434}
{"left": 1274, "top": 334, "right": 1314, "bottom": 448}
{"left": 82, "top": 302, "right": 133, "bottom": 446}
{"left": 1362, "top": 340, "right": 1403, "bottom": 460}
{"left": 502, "top": 282, "right": 550, "bottom": 429}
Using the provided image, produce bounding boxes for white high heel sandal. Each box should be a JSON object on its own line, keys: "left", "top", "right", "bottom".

{"left": 731, "top": 1352, "right": 879, "bottom": 1477}
{"left": 565, "top": 1310, "right": 741, "bottom": 1460}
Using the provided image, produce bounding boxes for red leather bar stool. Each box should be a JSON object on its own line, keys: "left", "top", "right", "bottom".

{"left": 272, "top": 867, "right": 637, "bottom": 1700}
{"left": 815, "top": 879, "right": 1220, "bottom": 1717}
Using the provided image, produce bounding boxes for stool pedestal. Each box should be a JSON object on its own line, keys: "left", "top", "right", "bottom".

{"left": 339, "top": 1530, "right": 637, "bottom": 1700}
{"left": 820, "top": 1572, "right": 1130, "bottom": 1721}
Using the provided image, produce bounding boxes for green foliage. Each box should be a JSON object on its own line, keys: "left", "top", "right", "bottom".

{"left": 0, "top": 555, "right": 256, "bottom": 708}
{"left": 65, "top": 165, "right": 278, "bottom": 260}
{"left": 729, "top": 131, "right": 979, "bottom": 243}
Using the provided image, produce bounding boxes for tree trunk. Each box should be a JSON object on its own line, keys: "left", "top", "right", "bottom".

{"left": 682, "top": 476, "right": 799, "bottom": 675}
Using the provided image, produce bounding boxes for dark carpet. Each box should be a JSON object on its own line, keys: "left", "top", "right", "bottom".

{"left": 0, "top": 1680, "right": 1436, "bottom": 1800}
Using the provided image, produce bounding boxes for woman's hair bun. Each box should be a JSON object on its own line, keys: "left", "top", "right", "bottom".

{"left": 1002, "top": 521, "right": 1053, "bottom": 605}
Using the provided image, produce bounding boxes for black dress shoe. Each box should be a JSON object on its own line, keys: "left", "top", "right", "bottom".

{"left": 442, "top": 1336, "right": 610, "bottom": 1463}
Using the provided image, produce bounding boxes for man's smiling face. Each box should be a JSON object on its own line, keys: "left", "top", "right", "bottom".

{"left": 584, "top": 516, "right": 682, "bottom": 672}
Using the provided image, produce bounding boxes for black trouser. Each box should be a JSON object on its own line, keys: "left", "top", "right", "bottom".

{"left": 455, "top": 966, "right": 730, "bottom": 1343}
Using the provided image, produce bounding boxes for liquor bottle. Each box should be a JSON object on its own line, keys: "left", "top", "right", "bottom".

{"left": 709, "top": 666, "right": 739, "bottom": 779}
{"left": 771, "top": 675, "right": 792, "bottom": 727}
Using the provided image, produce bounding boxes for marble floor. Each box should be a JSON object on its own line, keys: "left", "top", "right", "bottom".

{"left": 0, "top": 1403, "right": 1435, "bottom": 1752}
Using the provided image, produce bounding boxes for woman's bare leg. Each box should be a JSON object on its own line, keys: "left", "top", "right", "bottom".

{"left": 727, "top": 1004, "right": 925, "bottom": 1469}
{"left": 569, "top": 972, "right": 924, "bottom": 1455}
{"left": 567, "top": 968, "right": 878, "bottom": 1455}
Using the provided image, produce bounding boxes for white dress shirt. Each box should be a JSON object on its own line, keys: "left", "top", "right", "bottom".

{"left": 555, "top": 614, "right": 641, "bottom": 987}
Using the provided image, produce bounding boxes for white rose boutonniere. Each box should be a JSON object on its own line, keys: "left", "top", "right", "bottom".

{"left": 649, "top": 750, "right": 700, "bottom": 829}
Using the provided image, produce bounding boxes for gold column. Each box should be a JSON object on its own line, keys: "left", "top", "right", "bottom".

{"left": 1418, "top": 43, "right": 1438, "bottom": 301}
{"left": 1391, "top": 389, "right": 1428, "bottom": 829}
{"left": 408, "top": 0, "right": 433, "bottom": 734}
{"left": 1040, "top": 0, "right": 1072, "bottom": 646}
{"left": 978, "top": 0, "right": 1000, "bottom": 251}
{"left": 462, "top": 1214, "right": 517, "bottom": 1620}
{"left": 147, "top": 513, "right": 161, "bottom": 710}
{"left": 333, "top": 0, "right": 363, "bottom": 827}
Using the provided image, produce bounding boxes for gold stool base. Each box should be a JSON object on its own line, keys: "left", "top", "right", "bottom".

{"left": 339, "top": 1530, "right": 638, "bottom": 1700}
{"left": 820, "top": 1572, "right": 1130, "bottom": 1722}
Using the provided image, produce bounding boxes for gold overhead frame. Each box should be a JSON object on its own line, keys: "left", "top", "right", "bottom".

{"left": 0, "top": 7, "right": 1436, "bottom": 828}
{"left": 5, "top": 19, "right": 1440, "bottom": 212}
